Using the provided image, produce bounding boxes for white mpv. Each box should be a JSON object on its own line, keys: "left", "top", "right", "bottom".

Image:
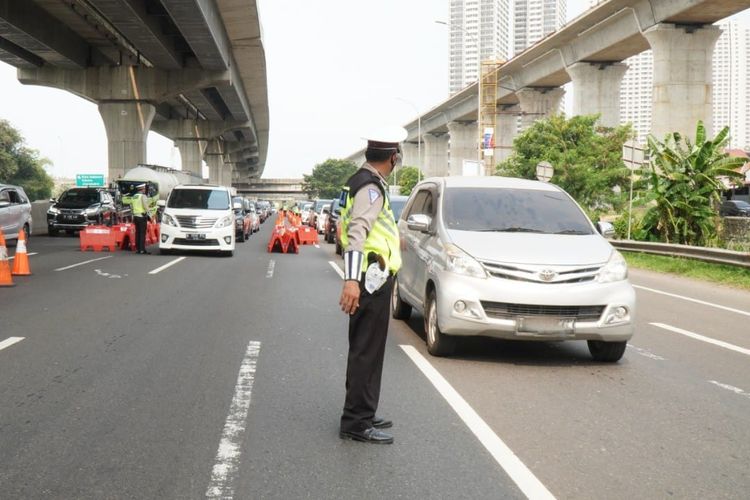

{"left": 392, "top": 176, "right": 636, "bottom": 362}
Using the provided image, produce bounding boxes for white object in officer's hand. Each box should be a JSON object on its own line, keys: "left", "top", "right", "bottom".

{"left": 365, "top": 262, "right": 388, "bottom": 294}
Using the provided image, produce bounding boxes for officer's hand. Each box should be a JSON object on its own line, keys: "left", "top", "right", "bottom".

{"left": 340, "top": 280, "right": 360, "bottom": 315}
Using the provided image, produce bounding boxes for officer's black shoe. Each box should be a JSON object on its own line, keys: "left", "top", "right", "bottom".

{"left": 339, "top": 427, "right": 394, "bottom": 444}
{"left": 372, "top": 417, "right": 393, "bottom": 429}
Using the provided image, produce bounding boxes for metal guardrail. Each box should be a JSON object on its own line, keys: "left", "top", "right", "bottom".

{"left": 611, "top": 240, "right": 750, "bottom": 269}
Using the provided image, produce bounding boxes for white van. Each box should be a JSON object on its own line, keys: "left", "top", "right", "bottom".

{"left": 159, "top": 184, "right": 236, "bottom": 256}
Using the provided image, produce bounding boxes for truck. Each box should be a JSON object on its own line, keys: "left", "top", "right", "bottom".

{"left": 115, "top": 164, "right": 203, "bottom": 219}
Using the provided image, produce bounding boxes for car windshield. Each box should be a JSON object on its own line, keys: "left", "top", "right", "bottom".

{"left": 58, "top": 190, "right": 100, "bottom": 206}
{"left": 391, "top": 199, "right": 407, "bottom": 220}
{"left": 168, "top": 189, "right": 230, "bottom": 210}
{"left": 442, "top": 187, "right": 594, "bottom": 235}
{"left": 232, "top": 197, "right": 245, "bottom": 210}
{"left": 732, "top": 201, "right": 750, "bottom": 209}
{"left": 314, "top": 200, "right": 330, "bottom": 212}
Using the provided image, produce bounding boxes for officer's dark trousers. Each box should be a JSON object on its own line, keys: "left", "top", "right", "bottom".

{"left": 341, "top": 275, "right": 394, "bottom": 433}
{"left": 134, "top": 216, "right": 147, "bottom": 252}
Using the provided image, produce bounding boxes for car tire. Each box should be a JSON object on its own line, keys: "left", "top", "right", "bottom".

{"left": 425, "top": 290, "right": 456, "bottom": 357}
{"left": 587, "top": 340, "right": 627, "bottom": 362}
{"left": 224, "top": 250, "right": 234, "bottom": 257}
{"left": 238, "top": 231, "right": 245, "bottom": 243}
{"left": 391, "top": 277, "right": 412, "bottom": 320}
{"left": 22, "top": 224, "right": 30, "bottom": 242}
{"left": 48, "top": 227, "right": 58, "bottom": 237}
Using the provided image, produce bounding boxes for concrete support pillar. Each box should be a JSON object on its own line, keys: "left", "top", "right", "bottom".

{"left": 175, "top": 139, "right": 206, "bottom": 178}
{"left": 567, "top": 62, "right": 628, "bottom": 127}
{"left": 516, "top": 88, "right": 565, "bottom": 131}
{"left": 98, "top": 101, "right": 156, "bottom": 181}
{"left": 496, "top": 104, "right": 520, "bottom": 163}
{"left": 206, "top": 155, "right": 221, "bottom": 185}
{"left": 644, "top": 23, "right": 721, "bottom": 140}
{"left": 422, "top": 134, "right": 449, "bottom": 178}
{"left": 402, "top": 142, "right": 418, "bottom": 167}
{"left": 447, "top": 122, "right": 478, "bottom": 176}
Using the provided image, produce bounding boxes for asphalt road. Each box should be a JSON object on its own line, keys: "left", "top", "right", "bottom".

{"left": 1, "top": 224, "right": 748, "bottom": 499}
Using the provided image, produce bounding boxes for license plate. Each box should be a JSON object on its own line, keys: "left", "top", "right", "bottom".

{"left": 186, "top": 233, "right": 206, "bottom": 240}
{"left": 517, "top": 317, "right": 574, "bottom": 334}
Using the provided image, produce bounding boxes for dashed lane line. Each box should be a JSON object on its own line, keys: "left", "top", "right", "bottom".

{"left": 328, "top": 260, "right": 344, "bottom": 280}
{"left": 709, "top": 380, "right": 750, "bottom": 401}
{"left": 627, "top": 344, "right": 666, "bottom": 361}
{"left": 400, "top": 345, "right": 556, "bottom": 500}
{"left": 650, "top": 323, "right": 750, "bottom": 357}
{"left": 0, "top": 337, "right": 25, "bottom": 352}
{"left": 266, "top": 260, "right": 275, "bottom": 278}
{"left": 54, "top": 255, "right": 113, "bottom": 272}
{"left": 633, "top": 285, "right": 750, "bottom": 318}
{"left": 8, "top": 252, "right": 38, "bottom": 260}
{"left": 148, "top": 257, "right": 186, "bottom": 275}
{"left": 206, "top": 340, "right": 261, "bottom": 500}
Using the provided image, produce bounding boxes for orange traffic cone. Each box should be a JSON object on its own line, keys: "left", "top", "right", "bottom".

{"left": 0, "top": 230, "right": 15, "bottom": 287}
{"left": 12, "top": 228, "right": 31, "bottom": 276}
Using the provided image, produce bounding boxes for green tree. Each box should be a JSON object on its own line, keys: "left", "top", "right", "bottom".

{"left": 0, "top": 119, "right": 53, "bottom": 200}
{"left": 387, "top": 166, "right": 422, "bottom": 196}
{"left": 641, "top": 121, "right": 744, "bottom": 246}
{"left": 496, "top": 114, "right": 633, "bottom": 218}
{"left": 302, "top": 158, "right": 357, "bottom": 198}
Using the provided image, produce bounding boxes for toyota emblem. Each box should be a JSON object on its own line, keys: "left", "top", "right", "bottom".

{"left": 539, "top": 269, "right": 557, "bottom": 282}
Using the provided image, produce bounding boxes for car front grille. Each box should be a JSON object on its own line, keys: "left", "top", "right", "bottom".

{"left": 175, "top": 216, "right": 218, "bottom": 229}
{"left": 54, "top": 209, "right": 86, "bottom": 224}
{"left": 173, "top": 238, "right": 220, "bottom": 247}
{"left": 480, "top": 301, "right": 606, "bottom": 322}
{"left": 480, "top": 260, "right": 602, "bottom": 284}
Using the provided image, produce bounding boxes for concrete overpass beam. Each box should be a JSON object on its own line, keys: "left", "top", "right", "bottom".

{"left": 447, "top": 122, "right": 478, "bottom": 177}
{"left": 516, "top": 88, "right": 565, "bottom": 131}
{"left": 567, "top": 62, "right": 628, "bottom": 127}
{"left": 98, "top": 101, "right": 155, "bottom": 181}
{"left": 423, "top": 134, "right": 449, "bottom": 178}
{"left": 644, "top": 24, "right": 721, "bottom": 140}
{"left": 497, "top": 105, "right": 521, "bottom": 162}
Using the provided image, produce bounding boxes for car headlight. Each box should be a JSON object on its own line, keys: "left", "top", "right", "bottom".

{"left": 85, "top": 207, "right": 99, "bottom": 215}
{"left": 47, "top": 207, "right": 59, "bottom": 215}
{"left": 162, "top": 213, "right": 178, "bottom": 227}
{"left": 444, "top": 243, "right": 487, "bottom": 279}
{"left": 596, "top": 250, "right": 628, "bottom": 283}
{"left": 215, "top": 216, "right": 233, "bottom": 228}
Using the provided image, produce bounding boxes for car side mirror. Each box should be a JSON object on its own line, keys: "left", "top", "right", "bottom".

{"left": 157, "top": 200, "right": 166, "bottom": 208}
{"left": 596, "top": 221, "right": 616, "bottom": 239}
{"left": 49, "top": 198, "right": 57, "bottom": 204}
{"left": 407, "top": 214, "right": 432, "bottom": 233}
{"left": 0, "top": 201, "right": 10, "bottom": 208}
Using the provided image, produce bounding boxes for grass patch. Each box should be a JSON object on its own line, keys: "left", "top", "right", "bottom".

{"left": 623, "top": 251, "right": 750, "bottom": 291}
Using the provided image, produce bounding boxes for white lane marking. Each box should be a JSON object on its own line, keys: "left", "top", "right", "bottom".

{"left": 328, "top": 260, "right": 344, "bottom": 280}
{"left": 627, "top": 344, "right": 666, "bottom": 361}
{"left": 314, "top": 243, "right": 320, "bottom": 248}
{"left": 709, "top": 380, "right": 750, "bottom": 401}
{"left": 148, "top": 257, "right": 186, "bottom": 275}
{"left": 266, "top": 259, "right": 275, "bottom": 278}
{"left": 400, "top": 345, "right": 556, "bottom": 500}
{"left": 206, "top": 340, "right": 261, "bottom": 500}
{"left": 0, "top": 337, "right": 25, "bottom": 352}
{"left": 55, "top": 255, "right": 113, "bottom": 271}
{"left": 633, "top": 285, "right": 750, "bottom": 318}
{"left": 650, "top": 323, "right": 750, "bottom": 357}
{"left": 95, "top": 269, "right": 125, "bottom": 279}
{"left": 8, "top": 252, "right": 38, "bottom": 260}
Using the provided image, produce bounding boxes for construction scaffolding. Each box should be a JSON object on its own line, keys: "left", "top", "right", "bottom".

{"left": 479, "top": 60, "right": 505, "bottom": 175}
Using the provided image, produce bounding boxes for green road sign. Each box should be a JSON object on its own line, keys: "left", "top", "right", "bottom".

{"left": 76, "top": 174, "right": 106, "bottom": 187}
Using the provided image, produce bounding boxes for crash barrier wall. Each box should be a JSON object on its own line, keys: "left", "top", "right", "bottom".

{"left": 80, "top": 222, "right": 160, "bottom": 252}
{"left": 611, "top": 240, "right": 750, "bottom": 269}
{"left": 31, "top": 200, "right": 52, "bottom": 235}
{"left": 720, "top": 217, "right": 750, "bottom": 251}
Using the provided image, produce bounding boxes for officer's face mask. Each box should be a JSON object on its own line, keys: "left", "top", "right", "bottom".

{"left": 390, "top": 147, "right": 403, "bottom": 172}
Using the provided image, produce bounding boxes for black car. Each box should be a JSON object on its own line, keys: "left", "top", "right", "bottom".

{"left": 720, "top": 200, "right": 750, "bottom": 217}
{"left": 325, "top": 198, "right": 341, "bottom": 245}
{"left": 47, "top": 188, "right": 118, "bottom": 235}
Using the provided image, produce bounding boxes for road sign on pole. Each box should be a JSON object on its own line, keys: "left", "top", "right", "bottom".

{"left": 76, "top": 174, "right": 105, "bottom": 187}
{"left": 536, "top": 161, "right": 554, "bottom": 182}
{"left": 621, "top": 139, "right": 646, "bottom": 240}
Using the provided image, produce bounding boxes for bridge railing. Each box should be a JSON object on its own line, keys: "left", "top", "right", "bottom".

{"left": 611, "top": 240, "right": 750, "bottom": 269}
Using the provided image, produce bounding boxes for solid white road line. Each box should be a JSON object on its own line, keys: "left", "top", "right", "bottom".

{"left": 400, "top": 345, "right": 556, "bottom": 500}
{"left": 206, "top": 340, "right": 261, "bottom": 500}
{"left": 709, "top": 380, "right": 750, "bottom": 401}
{"left": 650, "top": 323, "right": 750, "bottom": 357}
{"left": 328, "top": 260, "right": 344, "bottom": 280}
{"left": 627, "top": 344, "right": 666, "bottom": 361}
{"left": 633, "top": 285, "right": 750, "bottom": 318}
{"left": 148, "top": 257, "right": 186, "bottom": 275}
{"left": 0, "top": 337, "right": 25, "bottom": 352}
{"left": 8, "top": 252, "right": 38, "bottom": 260}
{"left": 266, "top": 259, "right": 275, "bottom": 278}
{"left": 54, "top": 255, "right": 113, "bottom": 272}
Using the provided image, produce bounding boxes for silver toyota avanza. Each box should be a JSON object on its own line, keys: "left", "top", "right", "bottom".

{"left": 392, "top": 176, "right": 635, "bottom": 362}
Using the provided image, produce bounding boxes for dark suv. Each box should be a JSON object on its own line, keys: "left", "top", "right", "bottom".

{"left": 47, "top": 188, "right": 118, "bottom": 235}
{"left": 720, "top": 200, "right": 750, "bottom": 217}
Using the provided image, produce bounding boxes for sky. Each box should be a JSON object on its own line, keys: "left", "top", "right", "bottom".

{"left": 0, "top": 1, "right": 748, "bottom": 181}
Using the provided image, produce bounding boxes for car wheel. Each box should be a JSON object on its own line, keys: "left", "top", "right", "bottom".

{"left": 425, "top": 290, "right": 456, "bottom": 357}
{"left": 587, "top": 340, "right": 627, "bottom": 362}
{"left": 48, "top": 227, "right": 58, "bottom": 237}
{"left": 224, "top": 250, "right": 234, "bottom": 257}
{"left": 238, "top": 231, "right": 245, "bottom": 243}
{"left": 22, "top": 224, "right": 30, "bottom": 242}
{"left": 391, "top": 277, "right": 412, "bottom": 320}
{"left": 335, "top": 241, "right": 342, "bottom": 255}
{"left": 159, "top": 248, "right": 171, "bottom": 255}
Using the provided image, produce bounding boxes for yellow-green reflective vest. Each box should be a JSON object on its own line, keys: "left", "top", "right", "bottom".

{"left": 339, "top": 169, "right": 401, "bottom": 274}
{"left": 127, "top": 193, "right": 148, "bottom": 216}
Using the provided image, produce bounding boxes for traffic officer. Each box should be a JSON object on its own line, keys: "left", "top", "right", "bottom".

{"left": 338, "top": 126, "right": 406, "bottom": 445}
{"left": 128, "top": 183, "right": 150, "bottom": 254}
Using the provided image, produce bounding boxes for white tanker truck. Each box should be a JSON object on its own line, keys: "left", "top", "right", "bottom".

{"left": 114, "top": 164, "right": 204, "bottom": 219}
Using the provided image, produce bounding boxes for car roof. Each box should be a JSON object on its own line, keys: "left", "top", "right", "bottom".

{"left": 0, "top": 183, "right": 26, "bottom": 190}
{"left": 174, "top": 184, "right": 228, "bottom": 190}
{"left": 421, "top": 176, "right": 560, "bottom": 192}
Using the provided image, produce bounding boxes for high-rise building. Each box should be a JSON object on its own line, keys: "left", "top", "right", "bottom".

{"left": 513, "top": 0, "right": 566, "bottom": 56}
{"left": 619, "top": 51, "right": 653, "bottom": 142}
{"left": 449, "top": 0, "right": 512, "bottom": 95}
{"left": 713, "top": 21, "right": 750, "bottom": 150}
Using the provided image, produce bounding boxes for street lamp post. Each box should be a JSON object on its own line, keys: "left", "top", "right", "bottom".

{"left": 396, "top": 97, "right": 422, "bottom": 182}
{"left": 436, "top": 20, "right": 482, "bottom": 168}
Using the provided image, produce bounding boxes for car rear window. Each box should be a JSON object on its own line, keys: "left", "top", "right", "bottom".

{"left": 442, "top": 187, "right": 594, "bottom": 235}
{"left": 168, "top": 189, "right": 230, "bottom": 210}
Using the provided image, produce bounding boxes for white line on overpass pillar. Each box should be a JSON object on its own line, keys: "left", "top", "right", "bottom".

{"left": 447, "top": 122, "right": 477, "bottom": 176}
{"left": 644, "top": 24, "right": 721, "bottom": 140}
{"left": 98, "top": 102, "right": 156, "bottom": 181}
{"left": 423, "top": 133, "right": 449, "bottom": 178}
{"left": 516, "top": 88, "right": 565, "bottom": 132}
{"left": 567, "top": 62, "right": 628, "bottom": 128}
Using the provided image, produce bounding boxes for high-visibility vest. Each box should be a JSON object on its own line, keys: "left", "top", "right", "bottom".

{"left": 130, "top": 193, "right": 148, "bottom": 216}
{"left": 339, "top": 168, "right": 401, "bottom": 274}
